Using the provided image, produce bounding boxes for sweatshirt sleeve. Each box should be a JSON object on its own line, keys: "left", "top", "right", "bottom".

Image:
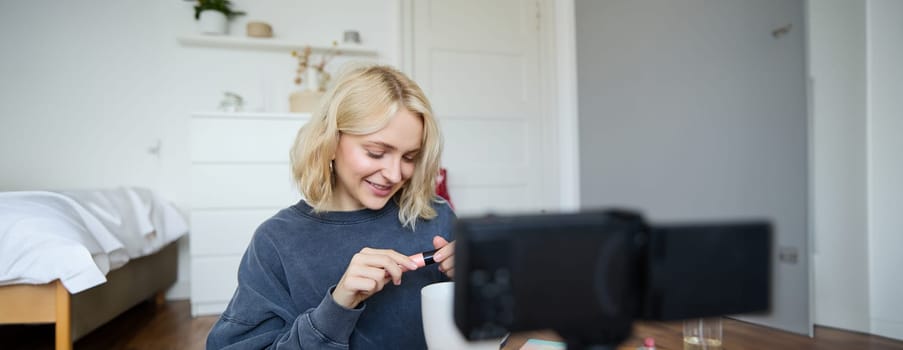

{"left": 206, "top": 230, "right": 364, "bottom": 350}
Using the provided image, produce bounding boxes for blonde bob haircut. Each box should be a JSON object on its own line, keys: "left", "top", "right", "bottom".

{"left": 290, "top": 64, "right": 443, "bottom": 228}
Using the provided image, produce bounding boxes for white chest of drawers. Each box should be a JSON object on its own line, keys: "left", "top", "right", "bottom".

{"left": 189, "top": 112, "right": 309, "bottom": 316}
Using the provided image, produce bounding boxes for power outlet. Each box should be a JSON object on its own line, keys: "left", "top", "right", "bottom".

{"left": 778, "top": 246, "right": 799, "bottom": 264}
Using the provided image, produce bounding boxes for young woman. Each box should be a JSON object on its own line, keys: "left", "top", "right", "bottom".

{"left": 206, "top": 65, "right": 456, "bottom": 349}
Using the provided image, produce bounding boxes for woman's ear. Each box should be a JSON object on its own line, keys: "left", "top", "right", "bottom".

{"left": 331, "top": 134, "right": 341, "bottom": 160}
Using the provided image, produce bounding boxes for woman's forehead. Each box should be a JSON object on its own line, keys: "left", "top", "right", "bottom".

{"left": 353, "top": 109, "right": 423, "bottom": 151}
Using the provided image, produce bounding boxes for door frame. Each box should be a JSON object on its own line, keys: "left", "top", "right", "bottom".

{"left": 398, "top": 0, "right": 579, "bottom": 211}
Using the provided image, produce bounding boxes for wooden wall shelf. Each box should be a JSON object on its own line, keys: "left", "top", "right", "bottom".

{"left": 177, "top": 35, "right": 378, "bottom": 56}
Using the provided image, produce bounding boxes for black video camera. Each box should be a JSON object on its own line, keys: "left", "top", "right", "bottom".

{"left": 453, "top": 210, "right": 771, "bottom": 349}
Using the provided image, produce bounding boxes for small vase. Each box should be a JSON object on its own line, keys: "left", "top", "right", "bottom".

{"left": 289, "top": 90, "right": 324, "bottom": 113}
{"left": 198, "top": 10, "right": 228, "bottom": 35}
{"left": 306, "top": 67, "right": 322, "bottom": 92}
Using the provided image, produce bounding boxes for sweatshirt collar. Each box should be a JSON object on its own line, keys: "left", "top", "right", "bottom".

{"left": 292, "top": 198, "right": 397, "bottom": 224}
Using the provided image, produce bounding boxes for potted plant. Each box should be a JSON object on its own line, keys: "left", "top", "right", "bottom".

{"left": 194, "top": 0, "right": 246, "bottom": 35}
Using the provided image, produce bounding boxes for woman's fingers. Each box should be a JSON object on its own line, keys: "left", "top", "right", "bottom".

{"left": 361, "top": 248, "right": 420, "bottom": 285}
{"left": 342, "top": 275, "right": 381, "bottom": 294}
{"left": 439, "top": 259, "right": 454, "bottom": 273}
{"left": 355, "top": 253, "right": 405, "bottom": 285}
{"left": 362, "top": 248, "right": 420, "bottom": 270}
{"left": 353, "top": 264, "right": 392, "bottom": 284}
{"left": 431, "top": 236, "right": 454, "bottom": 261}
{"left": 432, "top": 236, "right": 455, "bottom": 279}
{"left": 334, "top": 248, "right": 411, "bottom": 308}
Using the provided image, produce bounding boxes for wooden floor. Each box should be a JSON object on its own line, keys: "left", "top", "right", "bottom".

{"left": 629, "top": 319, "right": 903, "bottom": 350}
{"left": 0, "top": 300, "right": 214, "bottom": 350}
{"left": 0, "top": 300, "right": 901, "bottom": 349}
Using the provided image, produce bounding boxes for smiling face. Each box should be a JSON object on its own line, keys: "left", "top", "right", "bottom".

{"left": 330, "top": 107, "right": 424, "bottom": 211}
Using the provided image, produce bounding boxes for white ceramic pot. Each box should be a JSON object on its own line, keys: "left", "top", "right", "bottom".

{"left": 306, "top": 67, "right": 321, "bottom": 91}
{"left": 198, "top": 10, "right": 228, "bottom": 35}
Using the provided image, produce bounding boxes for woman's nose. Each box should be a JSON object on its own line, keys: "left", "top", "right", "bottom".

{"left": 382, "top": 157, "right": 402, "bottom": 183}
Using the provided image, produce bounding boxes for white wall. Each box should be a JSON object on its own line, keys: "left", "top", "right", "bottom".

{"left": 810, "top": 0, "right": 903, "bottom": 340}
{"left": 866, "top": 0, "right": 903, "bottom": 341}
{"left": 808, "top": 0, "right": 870, "bottom": 334}
{"left": 574, "top": 0, "right": 810, "bottom": 335}
{"left": 0, "top": 1, "right": 400, "bottom": 299}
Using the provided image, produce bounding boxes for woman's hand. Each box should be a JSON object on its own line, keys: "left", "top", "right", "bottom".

{"left": 432, "top": 236, "right": 455, "bottom": 279}
{"left": 332, "top": 248, "right": 419, "bottom": 309}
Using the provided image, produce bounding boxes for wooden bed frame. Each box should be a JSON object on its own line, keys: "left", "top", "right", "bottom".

{"left": 0, "top": 241, "right": 178, "bottom": 350}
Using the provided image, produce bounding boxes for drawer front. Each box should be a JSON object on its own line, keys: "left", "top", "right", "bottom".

{"left": 190, "top": 209, "right": 279, "bottom": 256}
{"left": 191, "top": 163, "right": 300, "bottom": 209}
{"left": 191, "top": 255, "right": 242, "bottom": 304}
{"left": 190, "top": 118, "right": 307, "bottom": 162}
{"left": 189, "top": 114, "right": 309, "bottom": 315}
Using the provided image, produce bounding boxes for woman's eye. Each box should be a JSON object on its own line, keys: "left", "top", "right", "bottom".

{"left": 403, "top": 155, "right": 417, "bottom": 163}
{"left": 367, "top": 152, "right": 384, "bottom": 159}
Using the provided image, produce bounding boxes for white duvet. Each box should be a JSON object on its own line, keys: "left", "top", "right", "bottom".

{"left": 0, "top": 187, "right": 188, "bottom": 293}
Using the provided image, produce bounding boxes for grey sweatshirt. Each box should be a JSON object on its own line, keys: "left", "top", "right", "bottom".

{"left": 206, "top": 199, "right": 455, "bottom": 349}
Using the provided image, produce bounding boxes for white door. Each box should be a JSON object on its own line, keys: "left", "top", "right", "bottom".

{"left": 574, "top": 0, "right": 811, "bottom": 335}
{"left": 408, "top": 0, "right": 554, "bottom": 216}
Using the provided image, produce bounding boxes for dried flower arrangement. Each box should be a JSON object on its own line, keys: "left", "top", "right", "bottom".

{"left": 291, "top": 42, "right": 341, "bottom": 92}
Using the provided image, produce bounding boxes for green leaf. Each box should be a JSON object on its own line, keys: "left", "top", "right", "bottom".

{"left": 193, "top": 0, "right": 245, "bottom": 20}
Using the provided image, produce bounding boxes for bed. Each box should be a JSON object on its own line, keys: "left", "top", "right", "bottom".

{"left": 0, "top": 188, "right": 188, "bottom": 350}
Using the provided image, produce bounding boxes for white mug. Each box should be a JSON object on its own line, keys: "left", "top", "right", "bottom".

{"left": 421, "top": 281, "right": 500, "bottom": 350}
